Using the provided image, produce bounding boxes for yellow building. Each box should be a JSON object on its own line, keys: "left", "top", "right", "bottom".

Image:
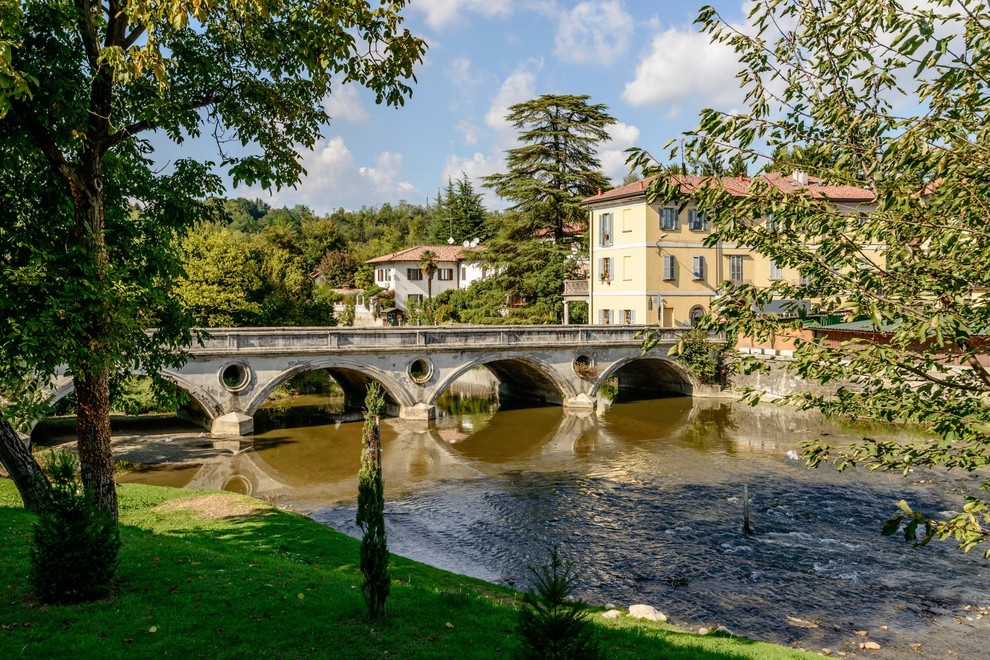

{"left": 580, "top": 173, "right": 876, "bottom": 327}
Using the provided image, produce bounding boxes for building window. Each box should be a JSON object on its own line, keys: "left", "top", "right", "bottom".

{"left": 461, "top": 267, "right": 467, "bottom": 279}
{"left": 599, "top": 309, "right": 612, "bottom": 325}
{"left": 690, "top": 305, "right": 705, "bottom": 326}
{"left": 799, "top": 271, "right": 812, "bottom": 287}
{"left": 688, "top": 209, "right": 706, "bottom": 231}
{"left": 622, "top": 255, "right": 632, "bottom": 281}
{"left": 660, "top": 207, "right": 679, "bottom": 230}
{"left": 766, "top": 213, "right": 778, "bottom": 231}
{"left": 692, "top": 255, "right": 705, "bottom": 280}
{"left": 407, "top": 268, "right": 423, "bottom": 281}
{"left": 663, "top": 254, "right": 676, "bottom": 281}
{"left": 622, "top": 309, "right": 635, "bottom": 325}
{"left": 769, "top": 260, "right": 783, "bottom": 280}
{"left": 376, "top": 268, "right": 391, "bottom": 282}
{"left": 599, "top": 212, "right": 613, "bottom": 247}
{"left": 598, "top": 257, "right": 614, "bottom": 282}
{"left": 438, "top": 268, "right": 454, "bottom": 281}
{"left": 728, "top": 255, "right": 744, "bottom": 283}
{"left": 407, "top": 294, "right": 424, "bottom": 304}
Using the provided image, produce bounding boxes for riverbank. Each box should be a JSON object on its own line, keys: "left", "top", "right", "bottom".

{"left": 0, "top": 480, "right": 812, "bottom": 659}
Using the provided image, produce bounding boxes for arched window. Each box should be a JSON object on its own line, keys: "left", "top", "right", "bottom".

{"left": 689, "top": 305, "right": 706, "bottom": 326}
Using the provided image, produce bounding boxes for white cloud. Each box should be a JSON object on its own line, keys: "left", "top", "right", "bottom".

{"left": 445, "top": 57, "right": 478, "bottom": 89}
{"left": 554, "top": 1, "right": 633, "bottom": 66}
{"left": 324, "top": 83, "right": 369, "bottom": 124}
{"left": 598, "top": 121, "right": 641, "bottom": 183}
{"left": 236, "top": 137, "right": 419, "bottom": 212}
{"left": 442, "top": 152, "right": 504, "bottom": 209}
{"left": 622, "top": 26, "right": 743, "bottom": 112}
{"left": 359, "top": 151, "right": 419, "bottom": 198}
{"left": 413, "top": 0, "right": 513, "bottom": 30}
{"left": 484, "top": 68, "right": 537, "bottom": 140}
{"left": 456, "top": 120, "right": 480, "bottom": 145}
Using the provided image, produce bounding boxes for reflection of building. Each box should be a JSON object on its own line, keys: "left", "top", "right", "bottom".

{"left": 366, "top": 245, "right": 485, "bottom": 311}
{"left": 580, "top": 173, "right": 876, "bottom": 327}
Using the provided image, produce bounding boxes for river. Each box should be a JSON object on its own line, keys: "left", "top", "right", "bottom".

{"left": 63, "top": 392, "right": 990, "bottom": 657}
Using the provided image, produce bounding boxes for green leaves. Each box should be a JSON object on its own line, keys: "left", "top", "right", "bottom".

{"left": 630, "top": 0, "right": 990, "bottom": 556}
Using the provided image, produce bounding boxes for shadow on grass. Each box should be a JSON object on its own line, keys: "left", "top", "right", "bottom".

{"left": 0, "top": 481, "right": 810, "bottom": 659}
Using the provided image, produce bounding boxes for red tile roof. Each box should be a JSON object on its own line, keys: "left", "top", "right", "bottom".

{"left": 532, "top": 222, "right": 586, "bottom": 239}
{"left": 582, "top": 172, "right": 875, "bottom": 205}
{"left": 365, "top": 244, "right": 483, "bottom": 265}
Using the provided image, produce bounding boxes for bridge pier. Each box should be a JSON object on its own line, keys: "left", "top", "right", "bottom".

{"left": 399, "top": 403, "right": 435, "bottom": 421}
{"left": 563, "top": 393, "right": 597, "bottom": 413}
{"left": 212, "top": 412, "right": 254, "bottom": 436}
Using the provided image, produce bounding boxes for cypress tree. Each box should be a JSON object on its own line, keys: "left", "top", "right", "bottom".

{"left": 356, "top": 383, "right": 389, "bottom": 621}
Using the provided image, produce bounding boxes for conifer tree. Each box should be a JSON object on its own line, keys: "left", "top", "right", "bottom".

{"left": 357, "top": 383, "right": 389, "bottom": 621}
{"left": 483, "top": 94, "right": 615, "bottom": 242}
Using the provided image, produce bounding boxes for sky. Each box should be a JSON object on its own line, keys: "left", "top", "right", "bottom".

{"left": 154, "top": 1, "right": 754, "bottom": 213}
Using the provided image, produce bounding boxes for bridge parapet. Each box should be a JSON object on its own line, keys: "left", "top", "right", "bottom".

{"left": 191, "top": 325, "right": 702, "bottom": 355}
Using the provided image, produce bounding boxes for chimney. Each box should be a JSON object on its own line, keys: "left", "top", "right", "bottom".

{"left": 640, "top": 181, "right": 644, "bottom": 189}
{"left": 597, "top": 188, "right": 602, "bottom": 196}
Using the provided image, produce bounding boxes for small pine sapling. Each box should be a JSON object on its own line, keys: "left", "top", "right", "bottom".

{"left": 518, "top": 546, "right": 602, "bottom": 660}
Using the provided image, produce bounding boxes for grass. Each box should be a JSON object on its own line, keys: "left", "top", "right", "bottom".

{"left": 0, "top": 480, "right": 813, "bottom": 659}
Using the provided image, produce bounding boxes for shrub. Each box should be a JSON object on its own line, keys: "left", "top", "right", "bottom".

{"left": 672, "top": 328, "right": 733, "bottom": 388}
{"left": 518, "top": 547, "right": 602, "bottom": 660}
{"left": 29, "top": 450, "right": 121, "bottom": 604}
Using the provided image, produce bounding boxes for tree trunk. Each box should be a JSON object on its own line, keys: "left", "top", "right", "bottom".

{"left": 74, "top": 369, "right": 118, "bottom": 519}
{"left": 0, "top": 418, "right": 52, "bottom": 515}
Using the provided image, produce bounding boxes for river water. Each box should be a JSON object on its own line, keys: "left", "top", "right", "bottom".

{"left": 108, "top": 393, "right": 990, "bottom": 657}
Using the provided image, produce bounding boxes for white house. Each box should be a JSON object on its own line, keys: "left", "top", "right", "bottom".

{"left": 366, "top": 245, "right": 486, "bottom": 311}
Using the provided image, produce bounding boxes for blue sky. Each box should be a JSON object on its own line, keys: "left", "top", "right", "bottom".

{"left": 156, "top": 1, "right": 753, "bottom": 212}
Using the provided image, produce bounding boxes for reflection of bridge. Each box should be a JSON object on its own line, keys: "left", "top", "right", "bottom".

{"left": 45, "top": 326, "right": 721, "bottom": 436}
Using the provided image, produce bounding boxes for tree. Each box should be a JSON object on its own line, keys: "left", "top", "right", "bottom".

{"left": 483, "top": 94, "right": 615, "bottom": 242}
{"left": 419, "top": 249, "right": 439, "bottom": 320}
{"left": 357, "top": 382, "right": 389, "bottom": 622}
{"left": 631, "top": 0, "right": 990, "bottom": 555}
{"left": 517, "top": 547, "right": 602, "bottom": 660}
{"left": 429, "top": 173, "right": 492, "bottom": 244}
{"left": 317, "top": 250, "right": 360, "bottom": 288}
{"left": 175, "top": 223, "right": 263, "bottom": 327}
{"left": 0, "top": 0, "right": 424, "bottom": 518}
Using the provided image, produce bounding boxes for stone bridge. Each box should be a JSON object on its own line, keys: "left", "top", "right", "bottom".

{"left": 44, "top": 325, "right": 719, "bottom": 436}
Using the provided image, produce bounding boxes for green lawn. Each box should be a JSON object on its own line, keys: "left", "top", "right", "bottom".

{"left": 0, "top": 480, "right": 812, "bottom": 659}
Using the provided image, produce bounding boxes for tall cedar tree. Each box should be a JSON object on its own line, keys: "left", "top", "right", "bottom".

{"left": 483, "top": 94, "right": 615, "bottom": 242}
{"left": 0, "top": 1, "right": 425, "bottom": 518}
{"left": 630, "top": 0, "right": 990, "bottom": 555}
{"left": 357, "top": 382, "right": 389, "bottom": 621}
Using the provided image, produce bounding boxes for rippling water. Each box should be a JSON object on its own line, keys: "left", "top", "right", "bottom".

{"left": 116, "top": 394, "right": 990, "bottom": 657}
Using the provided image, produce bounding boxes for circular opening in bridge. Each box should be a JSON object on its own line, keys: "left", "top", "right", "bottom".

{"left": 219, "top": 362, "right": 251, "bottom": 393}
{"left": 572, "top": 354, "right": 598, "bottom": 381}
{"left": 407, "top": 358, "right": 433, "bottom": 384}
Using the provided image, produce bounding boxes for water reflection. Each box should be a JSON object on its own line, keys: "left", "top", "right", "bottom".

{"left": 114, "top": 393, "right": 990, "bottom": 657}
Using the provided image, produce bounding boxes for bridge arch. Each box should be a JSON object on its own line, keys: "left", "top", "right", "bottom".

{"left": 38, "top": 370, "right": 224, "bottom": 424}
{"left": 244, "top": 358, "right": 416, "bottom": 417}
{"left": 428, "top": 354, "right": 577, "bottom": 407}
{"left": 592, "top": 356, "right": 696, "bottom": 400}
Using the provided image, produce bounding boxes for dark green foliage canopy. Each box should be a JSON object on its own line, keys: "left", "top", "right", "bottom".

{"left": 483, "top": 94, "right": 615, "bottom": 242}
{"left": 429, "top": 173, "right": 493, "bottom": 244}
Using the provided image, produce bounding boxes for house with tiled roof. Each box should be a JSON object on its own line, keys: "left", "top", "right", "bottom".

{"left": 579, "top": 172, "right": 877, "bottom": 327}
{"left": 365, "top": 244, "right": 486, "bottom": 312}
